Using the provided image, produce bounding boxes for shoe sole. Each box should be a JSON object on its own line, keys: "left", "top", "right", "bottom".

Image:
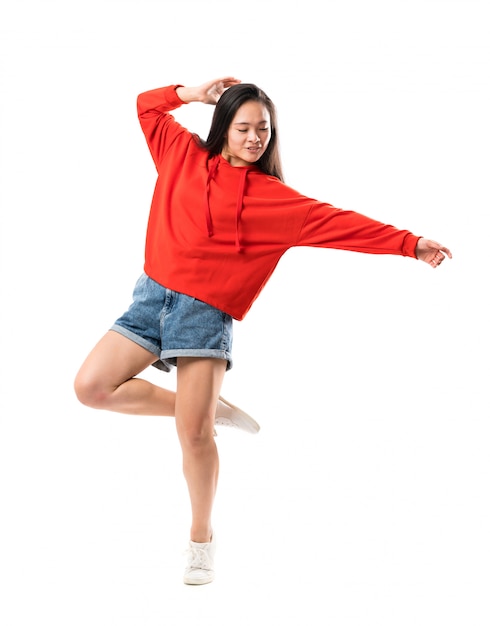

{"left": 183, "top": 573, "right": 215, "bottom": 585}
{"left": 218, "top": 396, "right": 260, "bottom": 434}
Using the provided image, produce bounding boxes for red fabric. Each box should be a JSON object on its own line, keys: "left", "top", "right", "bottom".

{"left": 137, "top": 86, "right": 420, "bottom": 321}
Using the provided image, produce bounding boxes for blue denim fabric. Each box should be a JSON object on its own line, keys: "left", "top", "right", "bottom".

{"left": 111, "top": 273, "right": 233, "bottom": 371}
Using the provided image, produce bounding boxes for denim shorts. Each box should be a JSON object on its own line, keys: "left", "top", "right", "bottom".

{"left": 110, "top": 273, "right": 233, "bottom": 371}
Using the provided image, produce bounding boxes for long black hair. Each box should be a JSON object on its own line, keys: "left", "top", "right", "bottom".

{"left": 198, "top": 83, "right": 284, "bottom": 182}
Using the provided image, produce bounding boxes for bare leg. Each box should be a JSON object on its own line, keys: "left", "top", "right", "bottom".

{"left": 175, "top": 357, "right": 226, "bottom": 543}
{"left": 74, "top": 330, "right": 176, "bottom": 415}
{"left": 76, "top": 336, "right": 228, "bottom": 543}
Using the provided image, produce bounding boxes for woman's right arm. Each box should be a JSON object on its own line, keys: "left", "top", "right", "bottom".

{"left": 137, "top": 85, "right": 189, "bottom": 168}
{"left": 137, "top": 78, "right": 240, "bottom": 169}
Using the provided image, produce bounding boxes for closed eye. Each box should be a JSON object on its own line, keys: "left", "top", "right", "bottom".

{"left": 237, "top": 128, "right": 269, "bottom": 133}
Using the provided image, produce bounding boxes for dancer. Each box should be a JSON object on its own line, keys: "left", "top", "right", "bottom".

{"left": 74, "top": 77, "right": 451, "bottom": 585}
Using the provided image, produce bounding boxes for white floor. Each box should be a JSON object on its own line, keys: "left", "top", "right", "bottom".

{"left": 1, "top": 1, "right": 489, "bottom": 624}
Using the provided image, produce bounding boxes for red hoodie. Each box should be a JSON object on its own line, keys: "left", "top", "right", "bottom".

{"left": 137, "top": 85, "right": 420, "bottom": 321}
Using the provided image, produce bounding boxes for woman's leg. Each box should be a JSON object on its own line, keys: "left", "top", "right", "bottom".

{"left": 175, "top": 357, "right": 227, "bottom": 543}
{"left": 74, "top": 330, "right": 176, "bottom": 415}
{"left": 74, "top": 331, "right": 258, "bottom": 434}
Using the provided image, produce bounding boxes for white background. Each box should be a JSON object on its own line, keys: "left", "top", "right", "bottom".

{"left": 1, "top": 1, "right": 489, "bottom": 624}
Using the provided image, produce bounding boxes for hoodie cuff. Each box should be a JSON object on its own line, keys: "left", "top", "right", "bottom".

{"left": 402, "top": 233, "right": 422, "bottom": 258}
{"left": 173, "top": 85, "right": 187, "bottom": 104}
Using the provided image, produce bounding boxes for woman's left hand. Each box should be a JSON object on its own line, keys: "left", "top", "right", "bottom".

{"left": 415, "top": 238, "right": 452, "bottom": 267}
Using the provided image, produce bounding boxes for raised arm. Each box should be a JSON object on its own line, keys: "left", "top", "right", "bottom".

{"left": 137, "top": 78, "right": 241, "bottom": 169}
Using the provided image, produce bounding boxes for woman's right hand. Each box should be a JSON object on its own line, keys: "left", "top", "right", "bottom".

{"left": 177, "top": 77, "right": 241, "bottom": 105}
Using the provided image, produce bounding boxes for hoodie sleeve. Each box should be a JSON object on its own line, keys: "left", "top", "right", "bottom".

{"left": 136, "top": 85, "right": 189, "bottom": 171}
{"left": 297, "top": 201, "right": 420, "bottom": 258}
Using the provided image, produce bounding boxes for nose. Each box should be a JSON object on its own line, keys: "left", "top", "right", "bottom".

{"left": 248, "top": 130, "right": 260, "bottom": 143}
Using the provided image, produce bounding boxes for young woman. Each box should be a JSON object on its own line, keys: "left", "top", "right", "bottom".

{"left": 74, "top": 77, "right": 451, "bottom": 585}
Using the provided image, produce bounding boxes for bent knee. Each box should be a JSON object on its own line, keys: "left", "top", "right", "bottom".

{"left": 73, "top": 372, "right": 113, "bottom": 409}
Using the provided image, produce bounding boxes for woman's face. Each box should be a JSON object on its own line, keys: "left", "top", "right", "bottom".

{"left": 222, "top": 100, "right": 271, "bottom": 167}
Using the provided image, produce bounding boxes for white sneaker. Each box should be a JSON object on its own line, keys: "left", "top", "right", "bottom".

{"left": 183, "top": 534, "right": 216, "bottom": 585}
{"left": 215, "top": 396, "right": 260, "bottom": 434}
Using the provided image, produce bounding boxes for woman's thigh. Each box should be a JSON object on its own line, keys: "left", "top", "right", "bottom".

{"left": 175, "top": 357, "right": 227, "bottom": 433}
{"left": 75, "top": 330, "right": 158, "bottom": 393}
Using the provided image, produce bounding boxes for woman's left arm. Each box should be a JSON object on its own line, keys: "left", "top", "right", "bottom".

{"left": 296, "top": 198, "right": 452, "bottom": 267}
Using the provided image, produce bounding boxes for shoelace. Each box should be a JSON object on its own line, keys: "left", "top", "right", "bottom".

{"left": 185, "top": 544, "right": 213, "bottom": 571}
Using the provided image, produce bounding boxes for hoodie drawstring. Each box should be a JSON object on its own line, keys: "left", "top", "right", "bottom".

{"left": 204, "top": 156, "right": 248, "bottom": 253}
{"left": 234, "top": 168, "right": 247, "bottom": 253}
{"left": 204, "top": 155, "right": 220, "bottom": 238}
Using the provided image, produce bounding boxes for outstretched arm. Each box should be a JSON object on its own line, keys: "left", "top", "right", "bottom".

{"left": 176, "top": 77, "right": 241, "bottom": 105}
{"left": 415, "top": 238, "right": 452, "bottom": 267}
